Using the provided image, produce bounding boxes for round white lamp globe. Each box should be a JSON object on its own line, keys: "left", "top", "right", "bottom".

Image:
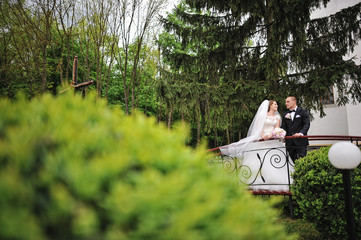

{"left": 328, "top": 142, "right": 361, "bottom": 169}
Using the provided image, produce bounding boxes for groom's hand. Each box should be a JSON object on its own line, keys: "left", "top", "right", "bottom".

{"left": 293, "top": 133, "right": 303, "bottom": 137}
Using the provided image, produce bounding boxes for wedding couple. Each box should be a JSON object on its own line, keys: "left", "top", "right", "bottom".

{"left": 220, "top": 96, "right": 310, "bottom": 191}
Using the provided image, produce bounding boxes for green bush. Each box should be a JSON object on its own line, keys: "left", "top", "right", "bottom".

{"left": 0, "top": 93, "right": 295, "bottom": 240}
{"left": 292, "top": 147, "right": 361, "bottom": 239}
{"left": 277, "top": 217, "right": 321, "bottom": 240}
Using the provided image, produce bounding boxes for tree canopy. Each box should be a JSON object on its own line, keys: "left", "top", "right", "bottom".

{"left": 157, "top": 0, "right": 361, "bottom": 147}
{"left": 1, "top": 0, "right": 360, "bottom": 148}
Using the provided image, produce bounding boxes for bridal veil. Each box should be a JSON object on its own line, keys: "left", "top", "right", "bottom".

{"left": 220, "top": 100, "right": 269, "bottom": 158}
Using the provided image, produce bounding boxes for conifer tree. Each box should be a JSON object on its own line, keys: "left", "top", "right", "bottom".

{"left": 158, "top": 0, "right": 361, "bottom": 146}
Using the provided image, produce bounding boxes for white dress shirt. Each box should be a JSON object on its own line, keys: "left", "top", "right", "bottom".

{"left": 290, "top": 106, "right": 297, "bottom": 120}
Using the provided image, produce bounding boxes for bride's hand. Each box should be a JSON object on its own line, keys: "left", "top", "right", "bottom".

{"left": 262, "top": 134, "right": 271, "bottom": 140}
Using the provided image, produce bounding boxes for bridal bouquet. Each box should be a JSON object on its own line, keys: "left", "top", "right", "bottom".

{"left": 272, "top": 127, "right": 286, "bottom": 140}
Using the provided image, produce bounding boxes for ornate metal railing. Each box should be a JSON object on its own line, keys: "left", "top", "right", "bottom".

{"left": 208, "top": 135, "right": 361, "bottom": 195}
{"left": 208, "top": 135, "right": 361, "bottom": 218}
{"left": 209, "top": 140, "right": 292, "bottom": 194}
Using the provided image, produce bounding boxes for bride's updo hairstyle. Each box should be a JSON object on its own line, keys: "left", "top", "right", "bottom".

{"left": 268, "top": 100, "right": 276, "bottom": 111}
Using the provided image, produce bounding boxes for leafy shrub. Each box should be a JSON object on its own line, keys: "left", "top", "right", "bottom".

{"left": 268, "top": 196, "right": 322, "bottom": 239}
{"left": 292, "top": 147, "right": 361, "bottom": 239}
{"left": 277, "top": 217, "right": 321, "bottom": 240}
{"left": 0, "top": 93, "right": 294, "bottom": 240}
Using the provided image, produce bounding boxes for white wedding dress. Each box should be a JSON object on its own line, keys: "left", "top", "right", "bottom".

{"left": 223, "top": 114, "right": 294, "bottom": 192}
{"left": 263, "top": 115, "right": 280, "bottom": 137}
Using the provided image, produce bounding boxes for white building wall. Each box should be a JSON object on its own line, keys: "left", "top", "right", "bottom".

{"left": 346, "top": 104, "right": 361, "bottom": 136}
{"left": 310, "top": 106, "right": 348, "bottom": 135}
{"left": 308, "top": 0, "right": 361, "bottom": 145}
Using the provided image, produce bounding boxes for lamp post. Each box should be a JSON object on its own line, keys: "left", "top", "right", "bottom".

{"left": 328, "top": 142, "right": 361, "bottom": 240}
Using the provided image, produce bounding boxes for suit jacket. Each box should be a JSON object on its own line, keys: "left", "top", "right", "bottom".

{"left": 281, "top": 107, "right": 310, "bottom": 146}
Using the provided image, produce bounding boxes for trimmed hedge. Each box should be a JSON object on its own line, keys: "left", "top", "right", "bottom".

{"left": 292, "top": 146, "right": 361, "bottom": 239}
{"left": 0, "top": 93, "right": 295, "bottom": 240}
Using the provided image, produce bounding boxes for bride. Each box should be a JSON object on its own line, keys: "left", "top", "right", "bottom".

{"left": 220, "top": 100, "right": 294, "bottom": 191}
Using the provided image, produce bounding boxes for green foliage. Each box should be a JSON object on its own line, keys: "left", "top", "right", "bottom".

{"left": 0, "top": 93, "right": 295, "bottom": 239}
{"left": 157, "top": 2, "right": 268, "bottom": 147}
{"left": 291, "top": 147, "right": 361, "bottom": 239}
{"left": 273, "top": 197, "right": 322, "bottom": 240}
{"left": 158, "top": 0, "right": 361, "bottom": 148}
{"left": 277, "top": 217, "right": 321, "bottom": 240}
{"left": 107, "top": 42, "right": 159, "bottom": 116}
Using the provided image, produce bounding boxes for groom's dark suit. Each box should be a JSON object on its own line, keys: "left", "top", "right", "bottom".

{"left": 281, "top": 107, "right": 310, "bottom": 161}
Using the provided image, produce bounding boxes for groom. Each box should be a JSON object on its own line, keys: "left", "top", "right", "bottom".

{"left": 281, "top": 96, "right": 310, "bottom": 161}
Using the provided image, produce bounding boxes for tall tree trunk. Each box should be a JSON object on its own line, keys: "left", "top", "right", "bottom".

{"left": 214, "top": 121, "right": 218, "bottom": 147}
{"left": 226, "top": 127, "right": 230, "bottom": 145}
{"left": 122, "top": 46, "right": 130, "bottom": 115}
{"left": 105, "top": 37, "right": 116, "bottom": 98}
{"left": 85, "top": 38, "right": 91, "bottom": 83}
{"left": 66, "top": 34, "right": 71, "bottom": 83}
{"left": 136, "top": 68, "right": 141, "bottom": 108}
{"left": 167, "top": 105, "right": 173, "bottom": 129}
{"left": 131, "top": 37, "right": 143, "bottom": 111}
{"left": 157, "top": 103, "right": 162, "bottom": 123}
{"left": 41, "top": 45, "right": 47, "bottom": 93}
{"left": 197, "top": 117, "right": 201, "bottom": 145}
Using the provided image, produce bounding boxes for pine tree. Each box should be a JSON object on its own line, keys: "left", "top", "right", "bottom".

{"left": 158, "top": 0, "right": 361, "bottom": 147}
